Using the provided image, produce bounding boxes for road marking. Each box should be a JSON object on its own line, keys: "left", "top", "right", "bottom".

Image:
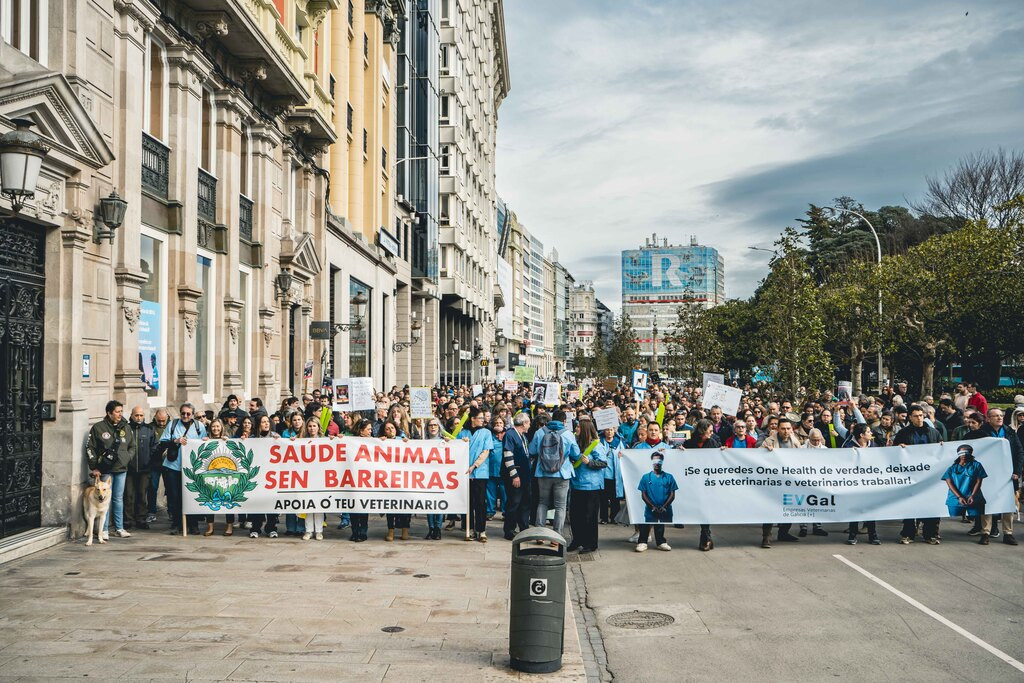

{"left": 833, "top": 554, "right": 1024, "bottom": 674}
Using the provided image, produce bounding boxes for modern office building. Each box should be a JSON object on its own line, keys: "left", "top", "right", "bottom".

{"left": 621, "top": 233, "right": 725, "bottom": 368}
{"left": 436, "top": 0, "right": 509, "bottom": 385}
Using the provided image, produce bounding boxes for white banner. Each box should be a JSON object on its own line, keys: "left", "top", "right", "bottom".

{"left": 702, "top": 372, "right": 724, "bottom": 395}
{"left": 182, "top": 437, "right": 469, "bottom": 515}
{"left": 333, "top": 377, "right": 375, "bottom": 412}
{"left": 619, "top": 439, "right": 1015, "bottom": 524}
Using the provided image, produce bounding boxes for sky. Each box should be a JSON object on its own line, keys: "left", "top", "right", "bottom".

{"left": 495, "top": 0, "right": 1024, "bottom": 311}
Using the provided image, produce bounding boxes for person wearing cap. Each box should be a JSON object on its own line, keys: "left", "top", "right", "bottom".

{"left": 635, "top": 450, "right": 677, "bottom": 552}
{"left": 895, "top": 404, "right": 943, "bottom": 544}
{"left": 941, "top": 444, "right": 988, "bottom": 542}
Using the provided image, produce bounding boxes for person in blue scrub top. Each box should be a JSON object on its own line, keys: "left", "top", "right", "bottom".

{"left": 635, "top": 450, "right": 677, "bottom": 553}
{"left": 464, "top": 407, "right": 494, "bottom": 542}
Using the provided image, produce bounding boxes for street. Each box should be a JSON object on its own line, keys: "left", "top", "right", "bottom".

{"left": 576, "top": 521, "right": 1024, "bottom": 682}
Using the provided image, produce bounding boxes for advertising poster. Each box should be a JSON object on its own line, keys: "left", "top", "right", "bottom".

{"left": 138, "top": 300, "right": 161, "bottom": 393}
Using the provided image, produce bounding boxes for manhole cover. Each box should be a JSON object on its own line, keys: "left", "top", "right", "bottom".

{"left": 606, "top": 610, "right": 675, "bottom": 630}
{"left": 413, "top": 574, "right": 429, "bottom": 578}
{"left": 381, "top": 626, "right": 405, "bottom": 633}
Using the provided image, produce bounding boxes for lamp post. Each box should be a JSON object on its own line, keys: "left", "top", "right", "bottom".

{"left": 651, "top": 317, "right": 659, "bottom": 374}
{"left": 826, "top": 206, "right": 884, "bottom": 393}
{"left": 0, "top": 118, "right": 50, "bottom": 214}
{"left": 333, "top": 291, "right": 367, "bottom": 333}
{"left": 392, "top": 319, "right": 422, "bottom": 352}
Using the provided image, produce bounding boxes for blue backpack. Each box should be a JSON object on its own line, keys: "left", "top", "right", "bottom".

{"left": 539, "top": 429, "right": 565, "bottom": 473}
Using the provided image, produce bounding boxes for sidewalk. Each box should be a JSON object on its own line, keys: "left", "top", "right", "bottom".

{"left": 0, "top": 517, "right": 586, "bottom": 681}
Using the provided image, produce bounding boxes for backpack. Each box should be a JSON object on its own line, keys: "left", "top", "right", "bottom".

{"left": 539, "top": 429, "right": 565, "bottom": 473}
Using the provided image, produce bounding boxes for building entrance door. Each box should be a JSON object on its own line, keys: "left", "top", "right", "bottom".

{"left": 0, "top": 219, "right": 45, "bottom": 538}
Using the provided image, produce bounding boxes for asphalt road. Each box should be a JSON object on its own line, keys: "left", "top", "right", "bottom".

{"left": 575, "top": 520, "right": 1024, "bottom": 683}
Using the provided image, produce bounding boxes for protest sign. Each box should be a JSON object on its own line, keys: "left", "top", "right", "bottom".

{"left": 703, "top": 381, "right": 742, "bottom": 416}
{"left": 332, "top": 377, "right": 375, "bottom": 412}
{"left": 409, "top": 387, "right": 433, "bottom": 419}
{"left": 592, "top": 407, "right": 620, "bottom": 432}
{"left": 544, "top": 382, "right": 561, "bottom": 406}
{"left": 619, "top": 438, "right": 1015, "bottom": 525}
{"left": 631, "top": 369, "right": 648, "bottom": 391}
{"left": 702, "top": 372, "right": 724, "bottom": 394}
{"left": 837, "top": 381, "right": 853, "bottom": 401}
{"left": 603, "top": 378, "right": 617, "bottom": 391}
{"left": 514, "top": 366, "right": 537, "bottom": 383}
{"left": 504, "top": 379, "right": 518, "bottom": 391}
{"left": 182, "top": 437, "right": 469, "bottom": 515}
{"left": 472, "top": 384, "right": 483, "bottom": 397}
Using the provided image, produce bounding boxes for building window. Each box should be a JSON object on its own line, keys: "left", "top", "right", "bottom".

{"left": 440, "top": 95, "right": 450, "bottom": 123}
{"left": 363, "top": 33, "right": 368, "bottom": 60}
{"left": 346, "top": 103, "right": 353, "bottom": 132}
{"left": 1, "top": 0, "right": 47, "bottom": 66}
{"left": 144, "top": 36, "right": 167, "bottom": 140}
{"left": 440, "top": 44, "right": 449, "bottom": 75}
{"left": 140, "top": 231, "right": 166, "bottom": 404}
{"left": 440, "top": 194, "right": 450, "bottom": 221}
{"left": 440, "top": 144, "right": 450, "bottom": 174}
{"left": 196, "top": 253, "right": 215, "bottom": 397}
{"left": 363, "top": 128, "right": 368, "bottom": 155}
{"left": 349, "top": 279, "right": 371, "bottom": 377}
{"left": 329, "top": 266, "right": 339, "bottom": 376}
{"left": 240, "top": 124, "right": 252, "bottom": 198}
{"left": 238, "top": 268, "right": 251, "bottom": 396}
{"left": 440, "top": 0, "right": 450, "bottom": 25}
{"left": 381, "top": 146, "right": 387, "bottom": 171}
{"left": 200, "top": 89, "right": 215, "bottom": 175}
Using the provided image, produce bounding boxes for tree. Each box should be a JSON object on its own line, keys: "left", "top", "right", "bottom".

{"left": 912, "top": 148, "right": 1024, "bottom": 229}
{"left": 704, "top": 298, "right": 760, "bottom": 378}
{"left": 818, "top": 260, "right": 887, "bottom": 395}
{"left": 755, "top": 228, "right": 834, "bottom": 397}
{"left": 606, "top": 314, "right": 640, "bottom": 378}
{"left": 666, "top": 292, "right": 722, "bottom": 382}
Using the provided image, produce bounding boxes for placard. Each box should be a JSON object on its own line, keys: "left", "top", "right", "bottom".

{"left": 514, "top": 366, "right": 537, "bottom": 383}
{"left": 837, "top": 381, "right": 853, "bottom": 401}
{"left": 592, "top": 407, "right": 620, "bottom": 432}
{"left": 472, "top": 384, "right": 483, "bottom": 397}
{"left": 631, "top": 369, "right": 648, "bottom": 391}
{"left": 703, "top": 381, "right": 742, "bottom": 416}
{"left": 410, "top": 387, "right": 433, "bottom": 419}
{"left": 702, "top": 372, "right": 725, "bottom": 394}
{"left": 333, "top": 377, "right": 375, "bottom": 412}
{"left": 504, "top": 379, "right": 518, "bottom": 391}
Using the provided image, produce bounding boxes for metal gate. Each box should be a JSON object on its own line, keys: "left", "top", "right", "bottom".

{"left": 0, "top": 219, "right": 45, "bottom": 538}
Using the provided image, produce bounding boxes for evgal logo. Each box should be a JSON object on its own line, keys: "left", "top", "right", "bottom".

{"left": 782, "top": 494, "right": 836, "bottom": 506}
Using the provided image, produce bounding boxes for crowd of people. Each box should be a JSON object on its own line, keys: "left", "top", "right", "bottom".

{"left": 84, "top": 379, "right": 1023, "bottom": 552}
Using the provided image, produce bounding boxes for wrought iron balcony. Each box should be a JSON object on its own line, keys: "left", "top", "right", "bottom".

{"left": 239, "top": 194, "right": 253, "bottom": 242}
{"left": 197, "top": 169, "right": 217, "bottom": 222}
{"left": 141, "top": 133, "right": 169, "bottom": 199}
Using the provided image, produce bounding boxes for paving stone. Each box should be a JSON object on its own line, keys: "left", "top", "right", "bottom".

{"left": 226, "top": 659, "right": 389, "bottom": 682}
{"left": 119, "top": 658, "right": 244, "bottom": 680}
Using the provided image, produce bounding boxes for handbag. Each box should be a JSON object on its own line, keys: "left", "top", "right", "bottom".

{"left": 163, "top": 419, "right": 193, "bottom": 462}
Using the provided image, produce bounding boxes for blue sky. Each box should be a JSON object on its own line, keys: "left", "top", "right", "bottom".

{"left": 495, "top": 0, "right": 1024, "bottom": 309}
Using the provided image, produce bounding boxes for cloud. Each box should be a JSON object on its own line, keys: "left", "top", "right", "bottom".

{"left": 497, "top": 1, "right": 1024, "bottom": 309}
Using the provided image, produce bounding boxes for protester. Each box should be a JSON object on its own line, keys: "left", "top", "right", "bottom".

{"left": 568, "top": 418, "right": 604, "bottom": 553}
{"left": 502, "top": 412, "right": 533, "bottom": 540}
{"left": 531, "top": 409, "right": 581, "bottom": 538}
{"left": 125, "top": 406, "right": 155, "bottom": 531}
{"left": 85, "top": 400, "right": 136, "bottom": 540}
{"left": 895, "top": 405, "right": 943, "bottom": 544}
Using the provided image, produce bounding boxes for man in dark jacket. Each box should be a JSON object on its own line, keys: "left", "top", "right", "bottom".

{"left": 85, "top": 400, "right": 137, "bottom": 539}
{"left": 977, "top": 408, "right": 1022, "bottom": 545}
{"left": 895, "top": 404, "right": 942, "bottom": 545}
{"left": 501, "top": 411, "right": 533, "bottom": 540}
{"left": 124, "top": 406, "right": 155, "bottom": 530}
{"left": 938, "top": 398, "right": 963, "bottom": 433}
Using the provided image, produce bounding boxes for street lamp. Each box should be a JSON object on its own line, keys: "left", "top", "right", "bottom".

{"left": 94, "top": 190, "right": 128, "bottom": 243}
{"left": 651, "top": 318, "right": 659, "bottom": 374}
{"left": 392, "top": 319, "right": 422, "bottom": 352}
{"left": 826, "top": 206, "right": 884, "bottom": 393}
{"left": 0, "top": 118, "right": 50, "bottom": 213}
{"left": 333, "top": 291, "right": 367, "bottom": 333}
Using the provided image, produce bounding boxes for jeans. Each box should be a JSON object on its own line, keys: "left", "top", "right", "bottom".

{"left": 638, "top": 524, "right": 666, "bottom": 545}
{"left": 123, "top": 470, "right": 148, "bottom": 527}
{"left": 469, "top": 479, "right": 489, "bottom": 533}
{"left": 568, "top": 488, "right": 600, "bottom": 549}
{"left": 350, "top": 513, "right": 369, "bottom": 537}
{"left": 285, "top": 514, "right": 304, "bottom": 534}
{"left": 503, "top": 473, "right": 531, "bottom": 536}
{"left": 901, "top": 518, "right": 939, "bottom": 540}
{"left": 486, "top": 477, "right": 506, "bottom": 516}
{"left": 427, "top": 514, "right": 445, "bottom": 530}
{"left": 535, "top": 477, "right": 570, "bottom": 536}
{"left": 147, "top": 466, "right": 162, "bottom": 514}
{"left": 102, "top": 472, "right": 126, "bottom": 532}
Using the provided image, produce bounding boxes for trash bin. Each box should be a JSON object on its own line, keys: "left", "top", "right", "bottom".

{"left": 509, "top": 526, "right": 567, "bottom": 673}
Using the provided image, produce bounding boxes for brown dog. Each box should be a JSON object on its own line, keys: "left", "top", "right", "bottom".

{"left": 83, "top": 474, "right": 112, "bottom": 546}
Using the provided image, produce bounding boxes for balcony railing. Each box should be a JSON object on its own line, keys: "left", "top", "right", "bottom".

{"left": 141, "top": 133, "right": 169, "bottom": 199}
{"left": 197, "top": 169, "right": 217, "bottom": 222}
{"left": 239, "top": 195, "right": 253, "bottom": 242}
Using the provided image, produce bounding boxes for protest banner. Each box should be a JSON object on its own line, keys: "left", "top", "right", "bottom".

{"left": 703, "top": 381, "right": 742, "bottom": 416}
{"left": 332, "top": 377, "right": 375, "bottom": 412}
{"left": 603, "top": 378, "right": 618, "bottom": 391}
{"left": 631, "top": 369, "right": 648, "bottom": 391}
{"left": 504, "top": 379, "right": 518, "bottom": 391}
{"left": 592, "top": 407, "right": 620, "bottom": 432}
{"left": 514, "top": 366, "right": 537, "bottom": 383}
{"left": 182, "top": 436, "right": 469, "bottom": 515}
{"left": 837, "top": 381, "right": 853, "bottom": 401}
{"left": 702, "top": 372, "right": 724, "bottom": 394}
{"left": 544, "top": 382, "right": 561, "bottom": 406}
{"left": 619, "top": 438, "right": 1015, "bottom": 525}
{"left": 472, "top": 384, "right": 483, "bottom": 397}
{"left": 409, "top": 387, "right": 433, "bottom": 419}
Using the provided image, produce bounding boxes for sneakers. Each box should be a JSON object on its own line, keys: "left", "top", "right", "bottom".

{"left": 249, "top": 531, "right": 259, "bottom": 539}
{"left": 812, "top": 527, "right": 829, "bottom": 537}
{"left": 244, "top": 521, "right": 253, "bottom": 529}
{"left": 478, "top": 532, "right": 487, "bottom": 543}
{"left": 979, "top": 533, "right": 990, "bottom": 545}
{"left": 145, "top": 513, "right": 157, "bottom": 524}
{"left": 268, "top": 530, "right": 279, "bottom": 538}
{"left": 778, "top": 533, "right": 800, "bottom": 542}
{"left": 657, "top": 543, "right": 672, "bottom": 551}
{"left": 899, "top": 536, "right": 913, "bottom": 544}
{"left": 798, "top": 526, "right": 808, "bottom": 537}
{"left": 989, "top": 529, "right": 1001, "bottom": 539}
{"left": 966, "top": 527, "right": 982, "bottom": 536}
{"left": 1003, "top": 534, "right": 1018, "bottom": 546}
{"left": 847, "top": 534, "right": 858, "bottom": 545}
{"left": 926, "top": 537, "right": 941, "bottom": 545}
{"left": 301, "top": 532, "right": 312, "bottom": 541}
{"left": 869, "top": 535, "right": 881, "bottom": 545}
{"left": 635, "top": 543, "right": 648, "bottom": 552}
{"left": 114, "top": 529, "right": 131, "bottom": 538}
{"left": 761, "top": 535, "right": 772, "bottom": 549}
{"left": 315, "top": 532, "right": 323, "bottom": 541}
{"left": 629, "top": 532, "right": 639, "bottom": 544}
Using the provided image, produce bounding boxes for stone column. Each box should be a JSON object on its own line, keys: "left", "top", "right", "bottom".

{"left": 250, "top": 124, "right": 282, "bottom": 405}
